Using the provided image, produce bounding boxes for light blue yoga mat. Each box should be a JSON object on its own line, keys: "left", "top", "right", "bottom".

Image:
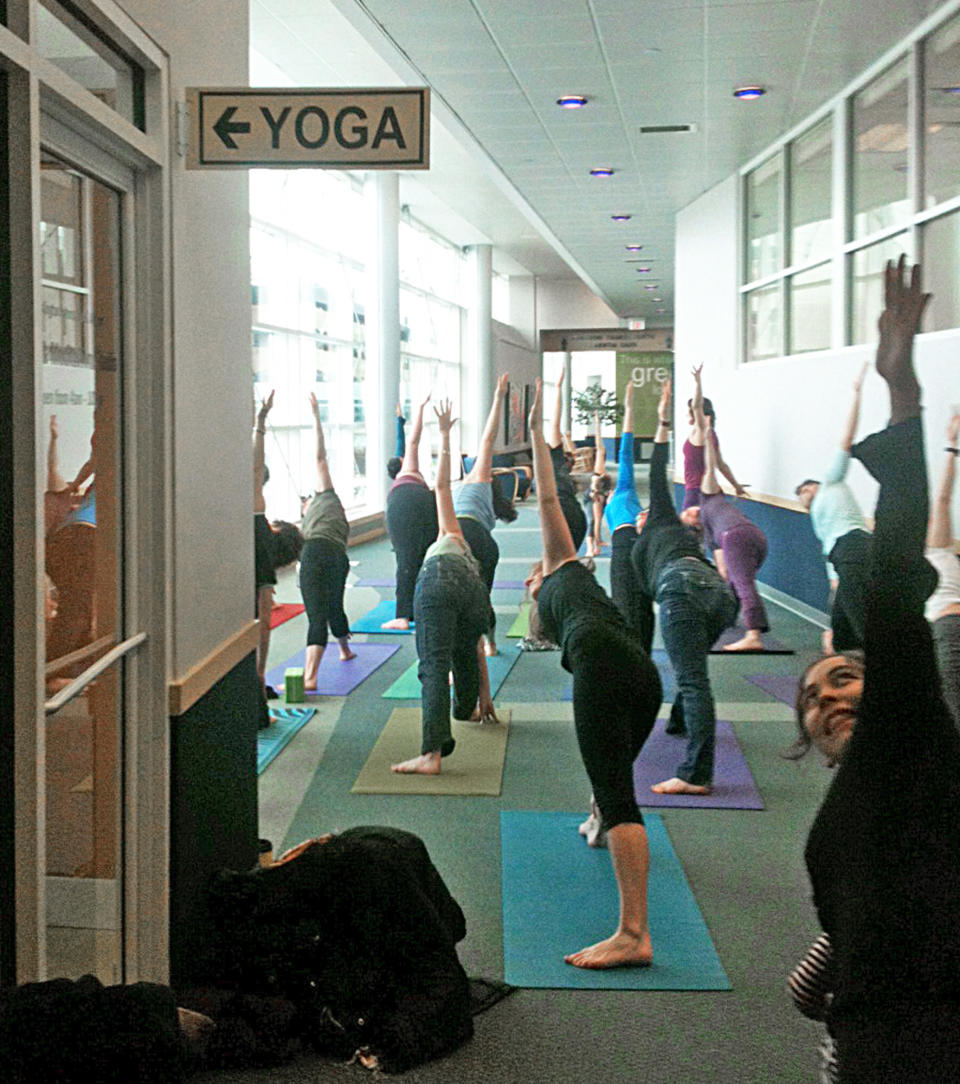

{"left": 501, "top": 811, "right": 730, "bottom": 990}
{"left": 382, "top": 643, "right": 521, "bottom": 699}
{"left": 351, "top": 599, "right": 415, "bottom": 634}
{"left": 258, "top": 706, "right": 316, "bottom": 774}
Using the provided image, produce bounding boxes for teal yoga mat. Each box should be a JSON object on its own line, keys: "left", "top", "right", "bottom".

{"left": 351, "top": 599, "right": 415, "bottom": 634}
{"left": 258, "top": 706, "right": 316, "bottom": 774}
{"left": 383, "top": 643, "right": 521, "bottom": 699}
{"left": 501, "top": 811, "right": 730, "bottom": 990}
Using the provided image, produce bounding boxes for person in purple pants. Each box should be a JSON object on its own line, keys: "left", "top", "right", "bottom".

{"left": 681, "top": 366, "right": 769, "bottom": 651}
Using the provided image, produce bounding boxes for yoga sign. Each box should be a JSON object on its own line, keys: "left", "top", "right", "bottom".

{"left": 185, "top": 87, "right": 430, "bottom": 170}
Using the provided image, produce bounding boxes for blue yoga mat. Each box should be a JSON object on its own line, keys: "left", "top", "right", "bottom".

{"left": 382, "top": 643, "right": 521, "bottom": 699}
{"left": 501, "top": 811, "right": 730, "bottom": 990}
{"left": 351, "top": 599, "right": 415, "bottom": 634}
{"left": 258, "top": 707, "right": 316, "bottom": 774}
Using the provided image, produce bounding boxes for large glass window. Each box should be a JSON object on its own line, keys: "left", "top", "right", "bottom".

{"left": 923, "top": 211, "right": 960, "bottom": 333}
{"left": 851, "top": 59, "right": 910, "bottom": 240}
{"left": 788, "top": 263, "right": 832, "bottom": 354}
{"left": 924, "top": 13, "right": 960, "bottom": 210}
{"left": 744, "top": 284, "right": 782, "bottom": 363}
{"left": 790, "top": 117, "right": 833, "bottom": 266}
{"left": 745, "top": 155, "right": 782, "bottom": 281}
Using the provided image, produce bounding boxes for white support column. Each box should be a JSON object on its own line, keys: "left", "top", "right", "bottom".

{"left": 469, "top": 244, "right": 493, "bottom": 452}
{"left": 370, "top": 173, "right": 400, "bottom": 512}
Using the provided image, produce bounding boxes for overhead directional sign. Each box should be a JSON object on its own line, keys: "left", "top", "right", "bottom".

{"left": 185, "top": 87, "right": 430, "bottom": 170}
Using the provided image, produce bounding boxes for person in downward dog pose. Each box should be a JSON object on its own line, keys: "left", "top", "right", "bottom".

{"left": 548, "top": 366, "right": 588, "bottom": 552}
{"left": 798, "top": 257, "right": 960, "bottom": 1081}
{"left": 630, "top": 378, "right": 738, "bottom": 794}
{"left": 299, "top": 393, "right": 356, "bottom": 692}
{"left": 604, "top": 377, "right": 647, "bottom": 637}
{"left": 453, "top": 374, "right": 517, "bottom": 657}
{"left": 525, "top": 379, "right": 661, "bottom": 969}
{"left": 680, "top": 366, "right": 770, "bottom": 651}
{"left": 382, "top": 392, "right": 439, "bottom": 631}
{"left": 392, "top": 400, "right": 498, "bottom": 776}
{"left": 681, "top": 379, "right": 746, "bottom": 510}
{"left": 923, "top": 410, "right": 960, "bottom": 729}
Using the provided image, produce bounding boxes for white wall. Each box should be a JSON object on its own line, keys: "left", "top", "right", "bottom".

{"left": 122, "top": 0, "right": 252, "bottom": 675}
{"left": 535, "top": 276, "right": 620, "bottom": 332}
{"left": 674, "top": 174, "right": 960, "bottom": 521}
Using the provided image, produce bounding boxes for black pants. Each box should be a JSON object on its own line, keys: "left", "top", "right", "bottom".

{"left": 570, "top": 623, "right": 661, "bottom": 831}
{"left": 829, "top": 529, "right": 872, "bottom": 652}
{"left": 457, "top": 516, "right": 498, "bottom": 637}
{"left": 386, "top": 483, "right": 439, "bottom": 620}
{"left": 610, "top": 525, "right": 645, "bottom": 635}
{"left": 299, "top": 538, "right": 350, "bottom": 647}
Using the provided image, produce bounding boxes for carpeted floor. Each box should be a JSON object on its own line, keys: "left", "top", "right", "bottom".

{"left": 200, "top": 477, "right": 833, "bottom": 1084}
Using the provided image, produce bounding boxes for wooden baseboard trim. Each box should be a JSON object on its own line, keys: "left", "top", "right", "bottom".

{"left": 349, "top": 526, "right": 386, "bottom": 546}
{"left": 168, "top": 620, "right": 259, "bottom": 717}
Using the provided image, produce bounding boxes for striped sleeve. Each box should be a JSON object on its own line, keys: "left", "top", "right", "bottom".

{"left": 788, "top": 933, "right": 833, "bottom": 1021}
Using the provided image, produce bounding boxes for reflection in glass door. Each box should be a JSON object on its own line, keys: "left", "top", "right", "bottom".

{"left": 40, "top": 153, "right": 123, "bottom": 982}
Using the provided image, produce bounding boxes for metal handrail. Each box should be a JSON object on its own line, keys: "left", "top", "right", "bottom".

{"left": 44, "top": 631, "right": 147, "bottom": 716}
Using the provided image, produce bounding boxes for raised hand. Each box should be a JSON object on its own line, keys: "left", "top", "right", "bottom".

{"left": 395, "top": 401, "right": 403, "bottom": 418}
{"left": 947, "top": 411, "right": 960, "bottom": 446}
{"left": 497, "top": 372, "right": 509, "bottom": 397}
{"left": 658, "top": 377, "right": 672, "bottom": 422}
{"left": 528, "top": 379, "right": 543, "bottom": 432}
{"left": 420, "top": 391, "right": 432, "bottom": 410}
{"left": 557, "top": 365, "right": 565, "bottom": 389}
{"left": 624, "top": 379, "right": 634, "bottom": 407}
{"left": 308, "top": 391, "right": 320, "bottom": 418}
{"left": 258, "top": 389, "right": 275, "bottom": 421}
{"left": 433, "top": 398, "right": 458, "bottom": 435}
{"left": 852, "top": 360, "right": 869, "bottom": 393}
{"left": 691, "top": 363, "right": 703, "bottom": 383}
{"left": 875, "top": 256, "right": 930, "bottom": 392}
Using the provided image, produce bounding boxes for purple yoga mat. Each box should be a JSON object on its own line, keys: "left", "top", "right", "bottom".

{"left": 710, "top": 627, "right": 794, "bottom": 654}
{"left": 266, "top": 642, "right": 399, "bottom": 697}
{"left": 354, "top": 577, "right": 526, "bottom": 590}
{"left": 744, "top": 672, "right": 799, "bottom": 707}
{"left": 633, "top": 718, "right": 764, "bottom": 810}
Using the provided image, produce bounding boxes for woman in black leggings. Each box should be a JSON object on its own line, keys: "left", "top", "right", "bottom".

{"left": 526, "top": 379, "right": 661, "bottom": 970}
{"left": 454, "top": 373, "right": 517, "bottom": 656}
{"left": 300, "top": 393, "right": 356, "bottom": 691}
{"left": 383, "top": 393, "right": 438, "bottom": 630}
{"left": 547, "top": 365, "right": 587, "bottom": 552}
{"left": 796, "top": 259, "right": 960, "bottom": 1081}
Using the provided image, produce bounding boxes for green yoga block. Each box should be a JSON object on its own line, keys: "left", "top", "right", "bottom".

{"left": 284, "top": 667, "right": 305, "bottom": 703}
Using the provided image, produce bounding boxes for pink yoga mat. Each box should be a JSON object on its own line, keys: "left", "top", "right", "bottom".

{"left": 633, "top": 718, "right": 764, "bottom": 810}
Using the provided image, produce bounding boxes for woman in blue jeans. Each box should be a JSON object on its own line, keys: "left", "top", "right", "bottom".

{"left": 392, "top": 400, "right": 498, "bottom": 775}
{"left": 630, "top": 378, "right": 738, "bottom": 795}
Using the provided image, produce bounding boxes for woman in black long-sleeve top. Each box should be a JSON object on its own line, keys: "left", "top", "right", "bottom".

{"left": 629, "top": 378, "right": 737, "bottom": 794}
{"left": 526, "top": 379, "right": 661, "bottom": 970}
{"left": 798, "top": 258, "right": 960, "bottom": 1081}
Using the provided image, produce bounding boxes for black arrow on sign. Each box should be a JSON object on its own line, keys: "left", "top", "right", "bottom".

{"left": 212, "top": 106, "right": 250, "bottom": 149}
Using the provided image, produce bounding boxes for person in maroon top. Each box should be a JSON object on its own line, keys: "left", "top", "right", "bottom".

{"left": 681, "top": 366, "right": 769, "bottom": 651}
{"left": 681, "top": 377, "right": 746, "bottom": 509}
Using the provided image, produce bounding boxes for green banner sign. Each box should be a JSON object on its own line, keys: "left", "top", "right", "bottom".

{"left": 615, "top": 352, "right": 673, "bottom": 436}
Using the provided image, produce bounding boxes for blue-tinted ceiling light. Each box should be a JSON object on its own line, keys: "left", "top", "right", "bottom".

{"left": 625, "top": 244, "right": 643, "bottom": 251}
{"left": 733, "top": 85, "right": 765, "bottom": 100}
{"left": 557, "top": 94, "right": 588, "bottom": 108}
{"left": 590, "top": 166, "right": 615, "bottom": 177}
{"left": 635, "top": 266, "right": 652, "bottom": 272}
{"left": 611, "top": 214, "right": 632, "bottom": 221}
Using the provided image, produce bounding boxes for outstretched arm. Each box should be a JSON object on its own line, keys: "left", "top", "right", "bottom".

{"left": 840, "top": 361, "right": 869, "bottom": 453}
{"left": 399, "top": 392, "right": 431, "bottom": 477}
{"left": 689, "top": 364, "right": 706, "bottom": 446}
{"left": 395, "top": 401, "right": 406, "bottom": 458}
{"left": 529, "top": 379, "right": 578, "bottom": 574}
{"left": 253, "top": 389, "right": 273, "bottom": 514}
{"left": 928, "top": 412, "right": 960, "bottom": 549}
{"left": 592, "top": 410, "right": 607, "bottom": 475}
{"left": 647, "top": 378, "right": 682, "bottom": 527}
{"left": 47, "top": 415, "right": 66, "bottom": 492}
{"left": 309, "top": 392, "right": 334, "bottom": 493}
{"left": 550, "top": 366, "right": 565, "bottom": 448}
{"left": 433, "top": 400, "right": 464, "bottom": 538}
{"left": 701, "top": 413, "right": 721, "bottom": 497}
{"left": 469, "top": 373, "right": 509, "bottom": 482}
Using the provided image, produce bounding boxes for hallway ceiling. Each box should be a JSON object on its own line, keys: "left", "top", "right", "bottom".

{"left": 252, "top": 0, "right": 947, "bottom": 323}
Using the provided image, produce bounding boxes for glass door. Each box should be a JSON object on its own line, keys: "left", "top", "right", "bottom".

{"left": 40, "top": 151, "right": 131, "bottom": 982}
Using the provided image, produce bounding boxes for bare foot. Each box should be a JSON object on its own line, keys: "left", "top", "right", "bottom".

{"left": 381, "top": 617, "right": 410, "bottom": 630}
{"left": 391, "top": 751, "right": 441, "bottom": 774}
{"left": 565, "top": 929, "right": 652, "bottom": 970}
{"left": 339, "top": 647, "right": 357, "bottom": 660}
{"left": 723, "top": 631, "right": 764, "bottom": 652}
{"left": 483, "top": 640, "right": 498, "bottom": 657}
{"left": 651, "top": 776, "right": 712, "bottom": 795}
{"left": 303, "top": 682, "right": 317, "bottom": 693}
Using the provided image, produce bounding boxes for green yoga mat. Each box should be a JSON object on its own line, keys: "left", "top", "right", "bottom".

{"left": 507, "top": 602, "right": 529, "bottom": 638}
{"left": 501, "top": 811, "right": 730, "bottom": 990}
{"left": 382, "top": 645, "right": 521, "bottom": 699}
{"left": 351, "top": 707, "right": 511, "bottom": 794}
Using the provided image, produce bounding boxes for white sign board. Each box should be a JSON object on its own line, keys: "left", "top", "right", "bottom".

{"left": 186, "top": 87, "right": 430, "bottom": 170}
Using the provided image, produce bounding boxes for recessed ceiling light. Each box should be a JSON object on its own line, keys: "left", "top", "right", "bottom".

{"left": 644, "top": 284, "right": 658, "bottom": 290}
{"left": 611, "top": 214, "right": 632, "bottom": 222}
{"left": 656, "top": 308, "right": 667, "bottom": 314}
{"left": 635, "top": 266, "right": 652, "bottom": 272}
{"left": 625, "top": 244, "right": 643, "bottom": 251}
{"left": 733, "top": 85, "right": 765, "bottom": 100}
{"left": 557, "top": 94, "right": 588, "bottom": 109}
{"left": 590, "top": 166, "right": 615, "bottom": 178}
{"left": 653, "top": 297, "right": 663, "bottom": 302}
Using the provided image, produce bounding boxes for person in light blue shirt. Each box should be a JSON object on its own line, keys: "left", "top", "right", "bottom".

{"left": 795, "top": 363, "right": 872, "bottom": 653}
